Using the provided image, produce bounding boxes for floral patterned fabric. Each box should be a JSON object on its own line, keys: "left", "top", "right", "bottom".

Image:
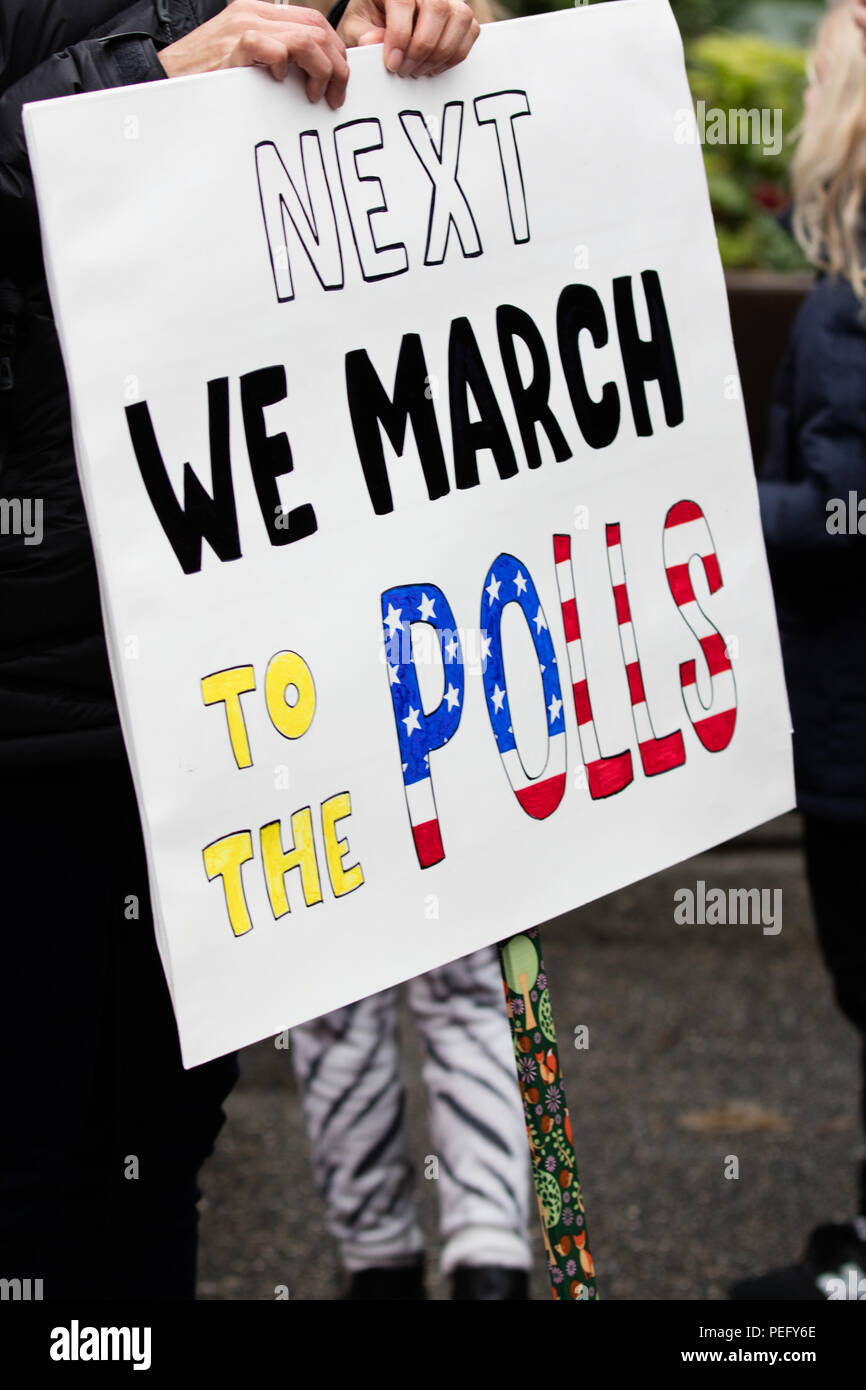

{"left": 498, "top": 928, "right": 597, "bottom": 1301}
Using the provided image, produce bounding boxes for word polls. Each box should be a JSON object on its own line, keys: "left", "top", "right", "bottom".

{"left": 384, "top": 499, "right": 737, "bottom": 869}
{"left": 200, "top": 652, "right": 364, "bottom": 938}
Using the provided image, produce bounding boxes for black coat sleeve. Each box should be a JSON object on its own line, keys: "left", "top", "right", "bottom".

{"left": 759, "top": 279, "right": 866, "bottom": 553}
{"left": 0, "top": 0, "right": 148, "bottom": 94}
{"left": 0, "top": 1, "right": 225, "bottom": 281}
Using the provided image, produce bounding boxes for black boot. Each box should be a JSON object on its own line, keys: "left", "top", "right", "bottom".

{"left": 730, "top": 1221, "right": 866, "bottom": 1300}
{"left": 451, "top": 1265, "right": 529, "bottom": 1300}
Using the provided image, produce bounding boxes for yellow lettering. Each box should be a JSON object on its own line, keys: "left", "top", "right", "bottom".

{"left": 203, "top": 832, "right": 254, "bottom": 936}
{"left": 261, "top": 808, "right": 323, "bottom": 916}
{"left": 265, "top": 651, "right": 315, "bottom": 741}
{"left": 201, "top": 666, "right": 256, "bottom": 768}
{"left": 322, "top": 792, "right": 364, "bottom": 897}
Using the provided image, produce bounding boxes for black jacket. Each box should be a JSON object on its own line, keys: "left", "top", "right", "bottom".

{"left": 0, "top": 1, "right": 352, "bottom": 768}
{"left": 759, "top": 273, "right": 866, "bottom": 822}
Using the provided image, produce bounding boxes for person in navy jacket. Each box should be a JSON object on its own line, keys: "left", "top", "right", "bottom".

{"left": 733, "top": 1, "right": 866, "bottom": 1300}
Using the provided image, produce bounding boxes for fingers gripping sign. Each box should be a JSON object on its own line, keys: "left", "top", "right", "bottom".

{"left": 336, "top": 0, "right": 481, "bottom": 77}
{"left": 158, "top": 0, "right": 480, "bottom": 110}
{"left": 159, "top": 1, "right": 350, "bottom": 110}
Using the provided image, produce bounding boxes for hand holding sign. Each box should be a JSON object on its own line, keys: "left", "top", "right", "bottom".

{"left": 159, "top": 1, "right": 351, "bottom": 108}
{"left": 338, "top": 0, "right": 481, "bottom": 78}
{"left": 158, "top": 0, "right": 481, "bottom": 106}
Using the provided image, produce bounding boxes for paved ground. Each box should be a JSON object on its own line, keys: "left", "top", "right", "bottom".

{"left": 196, "top": 813, "right": 862, "bottom": 1300}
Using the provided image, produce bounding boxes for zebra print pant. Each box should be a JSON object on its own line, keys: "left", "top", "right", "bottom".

{"left": 291, "top": 945, "right": 531, "bottom": 1274}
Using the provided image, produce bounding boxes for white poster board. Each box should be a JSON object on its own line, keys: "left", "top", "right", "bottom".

{"left": 25, "top": 0, "right": 794, "bottom": 1066}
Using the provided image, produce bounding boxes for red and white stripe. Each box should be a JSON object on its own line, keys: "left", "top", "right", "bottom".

{"left": 605, "top": 522, "right": 685, "bottom": 777}
{"left": 499, "top": 732, "right": 567, "bottom": 819}
{"left": 663, "top": 500, "right": 737, "bottom": 752}
{"left": 553, "top": 534, "right": 633, "bottom": 798}
{"left": 405, "top": 776, "right": 444, "bottom": 867}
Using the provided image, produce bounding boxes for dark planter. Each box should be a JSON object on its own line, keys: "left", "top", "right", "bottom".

{"left": 725, "top": 269, "right": 814, "bottom": 472}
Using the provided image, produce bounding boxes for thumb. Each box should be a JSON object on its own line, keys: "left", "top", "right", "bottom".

{"left": 357, "top": 27, "right": 386, "bottom": 45}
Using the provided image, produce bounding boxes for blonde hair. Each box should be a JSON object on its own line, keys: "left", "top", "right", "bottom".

{"left": 793, "top": 2, "right": 866, "bottom": 301}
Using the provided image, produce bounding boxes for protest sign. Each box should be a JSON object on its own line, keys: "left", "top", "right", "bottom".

{"left": 24, "top": 0, "right": 794, "bottom": 1066}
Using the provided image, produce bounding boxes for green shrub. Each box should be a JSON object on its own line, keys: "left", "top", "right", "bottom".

{"left": 685, "top": 31, "right": 808, "bottom": 269}
{"left": 500, "top": 0, "right": 821, "bottom": 45}
{"left": 495, "top": 4, "right": 813, "bottom": 271}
